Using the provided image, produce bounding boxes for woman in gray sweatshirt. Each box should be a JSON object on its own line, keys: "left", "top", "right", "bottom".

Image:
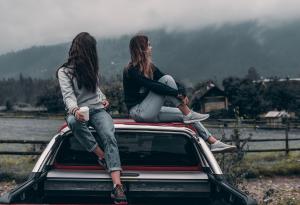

{"left": 57, "top": 32, "right": 127, "bottom": 205}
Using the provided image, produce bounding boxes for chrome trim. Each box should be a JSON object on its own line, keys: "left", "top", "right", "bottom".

{"left": 197, "top": 137, "right": 222, "bottom": 175}
{"left": 59, "top": 124, "right": 196, "bottom": 136}
{"left": 116, "top": 124, "right": 195, "bottom": 133}
{"left": 47, "top": 170, "right": 208, "bottom": 181}
{"left": 32, "top": 134, "right": 60, "bottom": 173}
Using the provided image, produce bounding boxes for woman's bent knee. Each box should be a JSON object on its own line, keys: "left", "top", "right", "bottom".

{"left": 158, "top": 75, "right": 177, "bottom": 89}
{"left": 66, "top": 115, "right": 83, "bottom": 130}
{"left": 135, "top": 112, "right": 157, "bottom": 122}
{"left": 66, "top": 115, "right": 76, "bottom": 127}
{"left": 158, "top": 75, "right": 174, "bottom": 82}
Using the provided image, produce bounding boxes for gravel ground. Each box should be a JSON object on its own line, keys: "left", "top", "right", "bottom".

{"left": 240, "top": 176, "right": 300, "bottom": 205}
{"left": 0, "top": 181, "right": 17, "bottom": 197}
{"left": 1, "top": 177, "right": 299, "bottom": 204}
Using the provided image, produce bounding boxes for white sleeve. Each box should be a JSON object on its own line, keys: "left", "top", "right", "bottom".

{"left": 57, "top": 68, "right": 78, "bottom": 113}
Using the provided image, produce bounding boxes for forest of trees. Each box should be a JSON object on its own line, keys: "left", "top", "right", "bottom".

{"left": 222, "top": 76, "right": 300, "bottom": 119}
{"left": 0, "top": 74, "right": 127, "bottom": 114}
{"left": 0, "top": 68, "right": 299, "bottom": 119}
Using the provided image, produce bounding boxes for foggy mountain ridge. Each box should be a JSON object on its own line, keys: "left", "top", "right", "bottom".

{"left": 0, "top": 21, "right": 300, "bottom": 84}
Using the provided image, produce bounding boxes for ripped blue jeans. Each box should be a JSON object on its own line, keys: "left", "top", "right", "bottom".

{"left": 66, "top": 108, "right": 122, "bottom": 173}
{"left": 129, "top": 75, "right": 212, "bottom": 140}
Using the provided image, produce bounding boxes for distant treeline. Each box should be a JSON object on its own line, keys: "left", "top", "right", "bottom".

{"left": 1, "top": 69, "right": 300, "bottom": 118}
{"left": 0, "top": 74, "right": 54, "bottom": 109}
{"left": 0, "top": 74, "right": 126, "bottom": 114}
{"left": 223, "top": 76, "right": 300, "bottom": 118}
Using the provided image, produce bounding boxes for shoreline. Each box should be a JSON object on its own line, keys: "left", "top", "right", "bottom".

{"left": 0, "top": 112, "right": 65, "bottom": 120}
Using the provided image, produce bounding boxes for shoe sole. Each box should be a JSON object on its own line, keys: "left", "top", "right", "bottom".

{"left": 114, "top": 202, "right": 128, "bottom": 205}
{"left": 111, "top": 194, "right": 128, "bottom": 205}
{"left": 211, "top": 146, "right": 237, "bottom": 153}
{"left": 183, "top": 115, "right": 210, "bottom": 124}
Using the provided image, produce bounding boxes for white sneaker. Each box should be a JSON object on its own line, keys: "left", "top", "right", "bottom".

{"left": 183, "top": 111, "right": 209, "bottom": 123}
{"left": 210, "top": 140, "right": 236, "bottom": 152}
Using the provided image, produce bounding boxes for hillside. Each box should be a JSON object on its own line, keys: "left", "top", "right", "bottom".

{"left": 0, "top": 21, "right": 300, "bottom": 83}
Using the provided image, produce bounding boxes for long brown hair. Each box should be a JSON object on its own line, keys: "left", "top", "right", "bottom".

{"left": 126, "top": 35, "right": 153, "bottom": 79}
{"left": 57, "top": 32, "right": 99, "bottom": 92}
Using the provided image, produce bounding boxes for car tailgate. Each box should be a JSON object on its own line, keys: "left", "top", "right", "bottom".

{"left": 44, "top": 169, "right": 210, "bottom": 197}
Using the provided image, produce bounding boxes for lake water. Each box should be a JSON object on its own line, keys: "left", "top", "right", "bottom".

{"left": 0, "top": 117, "right": 299, "bottom": 151}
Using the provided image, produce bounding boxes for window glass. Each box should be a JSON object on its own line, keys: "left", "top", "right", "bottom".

{"left": 56, "top": 131, "right": 199, "bottom": 166}
{"left": 116, "top": 132, "right": 199, "bottom": 166}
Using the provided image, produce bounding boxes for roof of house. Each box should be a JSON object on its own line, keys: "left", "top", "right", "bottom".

{"left": 264, "top": 111, "right": 290, "bottom": 118}
{"left": 192, "top": 82, "right": 225, "bottom": 100}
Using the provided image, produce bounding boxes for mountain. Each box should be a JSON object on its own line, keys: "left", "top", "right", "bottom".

{"left": 0, "top": 21, "right": 300, "bottom": 83}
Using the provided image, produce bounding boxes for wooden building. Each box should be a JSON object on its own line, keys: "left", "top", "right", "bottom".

{"left": 191, "top": 82, "right": 228, "bottom": 113}
{"left": 263, "top": 111, "right": 291, "bottom": 127}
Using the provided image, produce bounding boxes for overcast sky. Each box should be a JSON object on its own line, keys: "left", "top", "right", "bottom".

{"left": 0, "top": 0, "right": 300, "bottom": 54}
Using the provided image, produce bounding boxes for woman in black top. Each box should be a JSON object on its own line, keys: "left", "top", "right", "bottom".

{"left": 123, "top": 34, "right": 236, "bottom": 151}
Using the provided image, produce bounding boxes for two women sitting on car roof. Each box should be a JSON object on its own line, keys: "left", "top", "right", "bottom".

{"left": 57, "top": 32, "right": 236, "bottom": 205}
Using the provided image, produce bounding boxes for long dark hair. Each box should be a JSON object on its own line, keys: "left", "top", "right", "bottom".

{"left": 126, "top": 35, "right": 153, "bottom": 79}
{"left": 57, "top": 32, "right": 99, "bottom": 92}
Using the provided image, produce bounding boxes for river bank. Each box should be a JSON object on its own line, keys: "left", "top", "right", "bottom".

{"left": 0, "top": 111, "right": 65, "bottom": 120}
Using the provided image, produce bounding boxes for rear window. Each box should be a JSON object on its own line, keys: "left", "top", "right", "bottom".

{"left": 55, "top": 131, "right": 199, "bottom": 166}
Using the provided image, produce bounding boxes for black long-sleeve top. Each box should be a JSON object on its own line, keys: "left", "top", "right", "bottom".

{"left": 123, "top": 65, "right": 186, "bottom": 110}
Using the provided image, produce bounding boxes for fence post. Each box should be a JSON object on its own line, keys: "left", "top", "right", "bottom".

{"left": 285, "top": 118, "right": 290, "bottom": 155}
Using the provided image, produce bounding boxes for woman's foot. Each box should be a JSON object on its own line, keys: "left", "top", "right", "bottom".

{"left": 210, "top": 140, "right": 236, "bottom": 152}
{"left": 183, "top": 111, "right": 209, "bottom": 123}
{"left": 111, "top": 184, "right": 128, "bottom": 205}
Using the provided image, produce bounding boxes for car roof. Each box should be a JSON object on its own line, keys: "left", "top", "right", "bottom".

{"left": 114, "top": 118, "right": 189, "bottom": 127}
{"left": 58, "top": 118, "right": 196, "bottom": 135}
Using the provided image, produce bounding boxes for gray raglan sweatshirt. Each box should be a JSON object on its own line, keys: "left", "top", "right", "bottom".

{"left": 57, "top": 67, "right": 106, "bottom": 113}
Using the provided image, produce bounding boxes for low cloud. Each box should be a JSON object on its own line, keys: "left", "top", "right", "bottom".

{"left": 0, "top": 0, "right": 300, "bottom": 54}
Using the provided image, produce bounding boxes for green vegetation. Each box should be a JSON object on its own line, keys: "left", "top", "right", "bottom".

{"left": 240, "top": 152, "right": 300, "bottom": 178}
{"left": 2, "top": 70, "right": 300, "bottom": 119}
{"left": 218, "top": 151, "right": 300, "bottom": 182}
{"left": 223, "top": 75, "right": 300, "bottom": 119}
{"left": 0, "top": 156, "right": 36, "bottom": 182}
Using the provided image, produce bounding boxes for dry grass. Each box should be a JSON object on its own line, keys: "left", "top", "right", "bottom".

{"left": 240, "top": 152, "right": 300, "bottom": 178}
{"left": 0, "top": 156, "right": 37, "bottom": 182}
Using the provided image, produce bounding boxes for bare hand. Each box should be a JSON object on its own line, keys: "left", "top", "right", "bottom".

{"left": 182, "top": 96, "right": 189, "bottom": 105}
{"left": 177, "top": 94, "right": 185, "bottom": 100}
{"left": 102, "top": 99, "right": 110, "bottom": 109}
{"left": 75, "top": 110, "right": 86, "bottom": 122}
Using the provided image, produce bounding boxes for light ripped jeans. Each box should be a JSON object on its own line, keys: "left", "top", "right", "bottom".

{"left": 66, "top": 108, "right": 122, "bottom": 173}
{"left": 129, "top": 75, "right": 212, "bottom": 141}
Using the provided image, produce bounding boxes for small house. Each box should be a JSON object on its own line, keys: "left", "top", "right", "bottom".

{"left": 264, "top": 111, "right": 291, "bottom": 127}
{"left": 191, "top": 82, "right": 228, "bottom": 113}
